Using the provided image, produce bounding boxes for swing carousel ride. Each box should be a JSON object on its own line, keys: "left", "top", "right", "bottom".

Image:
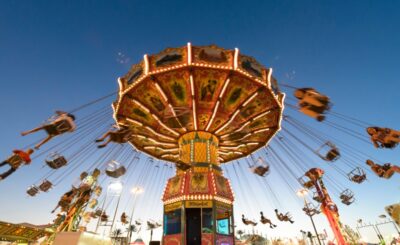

{"left": 1, "top": 43, "right": 399, "bottom": 245}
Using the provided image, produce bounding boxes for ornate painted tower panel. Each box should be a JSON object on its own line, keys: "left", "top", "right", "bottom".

{"left": 162, "top": 132, "right": 235, "bottom": 245}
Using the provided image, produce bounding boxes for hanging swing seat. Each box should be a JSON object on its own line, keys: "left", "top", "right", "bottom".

{"left": 82, "top": 212, "right": 93, "bottom": 223}
{"left": 312, "top": 191, "right": 323, "bottom": 203}
{"left": 251, "top": 166, "right": 269, "bottom": 176}
{"left": 8, "top": 154, "right": 23, "bottom": 168}
{"left": 105, "top": 160, "right": 126, "bottom": 178}
{"left": 298, "top": 176, "right": 315, "bottom": 189}
{"left": 54, "top": 120, "right": 74, "bottom": 134}
{"left": 88, "top": 199, "right": 98, "bottom": 209}
{"left": 340, "top": 189, "right": 355, "bottom": 205}
{"left": 39, "top": 179, "right": 53, "bottom": 192}
{"left": 27, "top": 185, "right": 39, "bottom": 196}
{"left": 94, "top": 209, "right": 103, "bottom": 217}
{"left": 302, "top": 203, "right": 321, "bottom": 216}
{"left": 105, "top": 166, "right": 126, "bottom": 178}
{"left": 100, "top": 213, "right": 109, "bottom": 222}
{"left": 249, "top": 157, "right": 270, "bottom": 177}
{"left": 94, "top": 186, "right": 103, "bottom": 196}
{"left": 45, "top": 153, "right": 67, "bottom": 169}
{"left": 348, "top": 167, "right": 367, "bottom": 184}
{"left": 315, "top": 142, "right": 340, "bottom": 162}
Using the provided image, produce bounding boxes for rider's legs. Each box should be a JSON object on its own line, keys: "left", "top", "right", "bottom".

{"left": 385, "top": 135, "right": 400, "bottom": 144}
{"left": 0, "top": 167, "right": 17, "bottom": 180}
{"left": 0, "top": 161, "right": 8, "bottom": 167}
{"left": 21, "top": 126, "right": 45, "bottom": 136}
{"left": 96, "top": 132, "right": 111, "bottom": 142}
{"left": 35, "top": 135, "right": 54, "bottom": 149}
{"left": 97, "top": 138, "right": 112, "bottom": 148}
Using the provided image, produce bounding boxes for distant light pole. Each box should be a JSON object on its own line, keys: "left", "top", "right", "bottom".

{"left": 108, "top": 181, "right": 124, "bottom": 236}
{"left": 377, "top": 214, "right": 400, "bottom": 236}
{"left": 95, "top": 181, "right": 123, "bottom": 234}
{"left": 356, "top": 220, "right": 384, "bottom": 244}
{"left": 297, "top": 189, "right": 322, "bottom": 245}
{"left": 127, "top": 186, "right": 144, "bottom": 243}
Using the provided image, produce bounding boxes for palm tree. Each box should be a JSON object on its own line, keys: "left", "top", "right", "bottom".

{"left": 126, "top": 224, "right": 137, "bottom": 244}
{"left": 112, "top": 228, "right": 123, "bottom": 245}
{"left": 237, "top": 229, "right": 245, "bottom": 240}
{"left": 147, "top": 220, "right": 161, "bottom": 242}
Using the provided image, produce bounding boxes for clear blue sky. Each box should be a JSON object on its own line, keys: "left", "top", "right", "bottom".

{"left": 0, "top": 0, "right": 399, "bottom": 243}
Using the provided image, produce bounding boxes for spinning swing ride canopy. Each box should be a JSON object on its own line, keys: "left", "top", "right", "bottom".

{"left": 113, "top": 43, "right": 284, "bottom": 163}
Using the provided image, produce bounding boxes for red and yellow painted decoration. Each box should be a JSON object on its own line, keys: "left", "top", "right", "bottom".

{"left": 162, "top": 170, "right": 234, "bottom": 204}
{"left": 163, "top": 131, "right": 234, "bottom": 204}
{"left": 163, "top": 234, "right": 182, "bottom": 245}
{"left": 113, "top": 43, "right": 284, "bottom": 164}
{"left": 179, "top": 132, "right": 219, "bottom": 166}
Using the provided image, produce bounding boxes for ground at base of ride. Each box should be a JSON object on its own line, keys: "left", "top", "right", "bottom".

{"left": 52, "top": 232, "right": 111, "bottom": 245}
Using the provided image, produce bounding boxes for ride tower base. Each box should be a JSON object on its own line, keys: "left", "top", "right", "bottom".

{"left": 162, "top": 132, "right": 235, "bottom": 245}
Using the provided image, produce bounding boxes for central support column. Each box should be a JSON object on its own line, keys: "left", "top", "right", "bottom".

{"left": 162, "top": 132, "right": 235, "bottom": 245}
{"left": 179, "top": 131, "right": 219, "bottom": 168}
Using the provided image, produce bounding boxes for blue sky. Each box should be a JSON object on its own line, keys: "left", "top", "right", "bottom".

{"left": 0, "top": 0, "right": 399, "bottom": 243}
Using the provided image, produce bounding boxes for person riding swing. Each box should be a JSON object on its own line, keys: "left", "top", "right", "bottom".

{"left": 366, "top": 159, "right": 400, "bottom": 179}
{"left": 294, "top": 88, "right": 331, "bottom": 121}
{"left": 241, "top": 214, "right": 257, "bottom": 226}
{"left": 21, "top": 111, "right": 76, "bottom": 149}
{"left": 260, "top": 211, "right": 277, "bottom": 228}
{"left": 0, "top": 148, "right": 34, "bottom": 180}
{"left": 274, "top": 209, "right": 294, "bottom": 224}
{"left": 95, "top": 125, "right": 132, "bottom": 148}
{"left": 121, "top": 212, "right": 128, "bottom": 224}
{"left": 367, "top": 127, "right": 400, "bottom": 149}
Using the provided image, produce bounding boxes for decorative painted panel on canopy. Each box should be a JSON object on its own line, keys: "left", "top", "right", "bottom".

{"left": 114, "top": 44, "right": 284, "bottom": 163}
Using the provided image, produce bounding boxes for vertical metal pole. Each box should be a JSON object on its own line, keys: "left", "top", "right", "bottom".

{"left": 355, "top": 226, "right": 361, "bottom": 238}
{"left": 376, "top": 224, "right": 389, "bottom": 244}
{"left": 308, "top": 232, "right": 315, "bottom": 245}
{"left": 95, "top": 190, "right": 108, "bottom": 233}
{"left": 127, "top": 192, "right": 138, "bottom": 244}
{"left": 371, "top": 224, "right": 384, "bottom": 243}
{"left": 305, "top": 200, "right": 322, "bottom": 245}
{"left": 301, "top": 231, "right": 307, "bottom": 245}
{"left": 109, "top": 191, "right": 123, "bottom": 236}
{"left": 389, "top": 220, "right": 400, "bottom": 235}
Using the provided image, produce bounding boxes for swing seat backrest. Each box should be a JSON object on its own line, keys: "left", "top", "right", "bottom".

{"left": 39, "top": 180, "right": 53, "bottom": 192}
{"left": 383, "top": 171, "right": 395, "bottom": 179}
{"left": 325, "top": 149, "right": 340, "bottom": 161}
{"left": 251, "top": 166, "right": 269, "bottom": 176}
{"left": 105, "top": 166, "right": 126, "bottom": 178}
{"left": 8, "top": 155, "right": 23, "bottom": 168}
{"left": 94, "top": 209, "right": 103, "bottom": 217}
{"left": 54, "top": 119, "right": 74, "bottom": 134}
{"left": 46, "top": 156, "right": 67, "bottom": 169}
{"left": 27, "top": 186, "right": 39, "bottom": 196}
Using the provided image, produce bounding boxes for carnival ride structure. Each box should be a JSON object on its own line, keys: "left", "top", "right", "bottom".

{"left": 1, "top": 43, "right": 399, "bottom": 245}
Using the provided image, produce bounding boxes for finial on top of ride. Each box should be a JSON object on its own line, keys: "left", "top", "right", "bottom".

{"left": 112, "top": 43, "right": 285, "bottom": 164}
